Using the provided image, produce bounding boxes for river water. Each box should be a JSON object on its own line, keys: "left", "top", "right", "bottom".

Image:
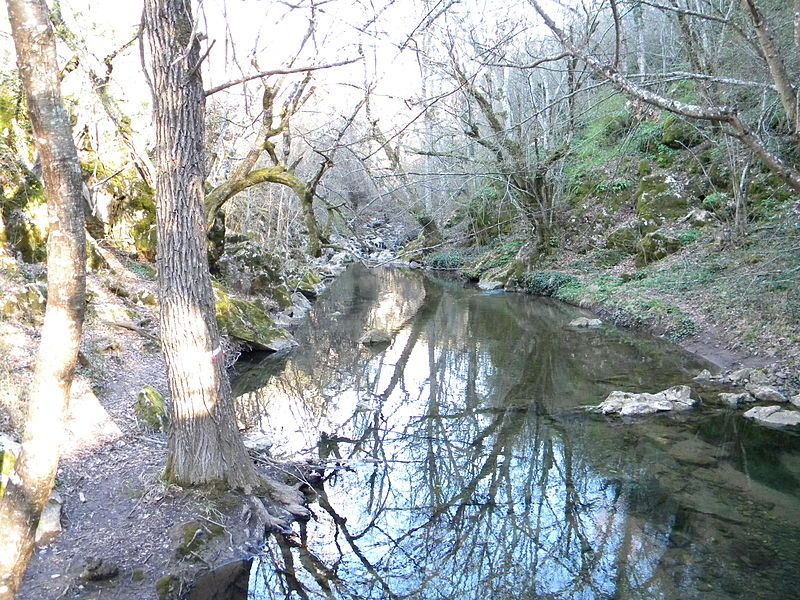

{"left": 225, "top": 265, "right": 800, "bottom": 599}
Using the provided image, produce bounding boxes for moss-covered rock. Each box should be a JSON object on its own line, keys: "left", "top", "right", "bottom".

{"left": 637, "top": 228, "right": 684, "bottom": 265}
{"left": 214, "top": 283, "right": 296, "bottom": 353}
{"left": 606, "top": 221, "right": 641, "bottom": 254}
{"left": 635, "top": 173, "right": 690, "bottom": 232}
{"left": 134, "top": 385, "right": 169, "bottom": 432}
{"left": 662, "top": 116, "right": 704, "bottom": 149}
{"left": 217, "top": 238, "right": 291, "bottom": 307}
{"left": 292, "top": 270, "right": 325, "bottom": 299}
{"left": 175, "top": 519, "right": 224, "bottom": 560}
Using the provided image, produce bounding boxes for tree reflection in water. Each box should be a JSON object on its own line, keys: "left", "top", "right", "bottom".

{"left": 232, "top": 266, "right": 800, "bottom": 600}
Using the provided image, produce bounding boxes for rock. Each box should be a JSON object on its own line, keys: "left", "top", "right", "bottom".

{"left": 359, "top": 329, "right": 392, "bottom": 346}
{"left": 743, "top": 406, "right": 800, "bottom": 428}
{"left": 726, "top": 367, "right": 752, "bottom": 384}
{"left": 34, "top": 493, "right": 63, "bottom": 547}
{"left": 718, "top": 392, "right": 753, "bottom": 408}
{"left": 135, "top": 385, "right": 169, "bottom": 432}
{"left": 635, "top": 173, "right": 689, "bottom": 232}
{"left": 594, "top": 385, "right": 699, "bottom": 416}
{"left": 637, "top": 228, "right": 683, "bottom": 265}
{"left": 569, "top": 317, "right": 603, "bottom": 328}
{"left": 291, "top": 292, "right": 313, "bottom": 312}
{"left": 293, "top": 271, "right": 326, "bottom": 299}
{"left": 214, "top": 283, "right": 297, "bottom": 353}
{"left": 478, "top": 280, "right": 504, "bottom": 291}
{"left": 791, "top": 394, "right": 800, "bottom": 409}
{"left": 662, "top": 116, "right": 704, "bottom": 149}
{"left": 135, "top": 289, "right": 158, "bottom": 306}
{"left": 681, "top": 208, "right": 714, "bottom": 227}
{"left": 745, "top": 383, "right": 786, "bottom": 403}
{"left": 243, "top": 433, "right": 273, "bottom": 453}
{"left": 0, "top": 435, "right": 20, "bottom": 497}
{"left": 693, "top": 369, "right": 714, "bottom": 382}
{"left": 606, "top": 221, "right": 641, "bottom": 254}
{"left": 81, "top": 558, "right": 119, "bottom": 581}
{"left": 217, "top": 239, "right": 290, "bottom": 306}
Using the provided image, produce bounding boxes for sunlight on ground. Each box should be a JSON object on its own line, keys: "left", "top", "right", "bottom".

{"left": 62, "top": 375, "right": 123, "bottom": 458}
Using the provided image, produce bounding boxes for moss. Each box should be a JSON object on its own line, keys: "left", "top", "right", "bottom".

{"left": 214, "top": 282, "right": 294, "bottom": 351}
{"left": 635, "top": 173, "right": 690, "bottom": 231}
{"left": 1, "top": 441, "right": 18, "bottom": 498}
{"left": 156, "top": 575, "right": 180, "bottom": 600}
{"left": 606, "top": 222, "right": 641, "bottom": 254}
{"left": 637, "top": 228, "right": 684, "bottom": 265}
{"left": 175, "top": 520, "right": 224, "bottom": 559}
{"left": 661, "top": 116, "right": 704, "bottom": 149}
{"left": 134, "top": 385, "right": 169, "bottom": 432}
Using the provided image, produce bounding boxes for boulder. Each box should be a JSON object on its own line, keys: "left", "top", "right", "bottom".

{"left": 681, "top": 208, "right": 714, "bottom": 227}
{"left": 718, "top": 392, "right": 753, "bottom": 408}
{"left": 135, "top": 385, "right": 169, "bottom": 432}
{"left": 594, "top": 385, "right": 699, "bottom": 416}
{"left": 569, "top": 317, "right": 603, "bottom": 328}
{"left": 635, "top": 174, "right": 689, "bottom": 233}
{"left": 745, "top": 383, "right": 786, "bottom": 403}
{"left": 243, "top": 433, "right": 273, "bottom": 453}
{"left": 34, "top": 493, "right": 63, "bottom": 547}
{"left": 743, "top": 406, "right": 800, "bottom": 428}
{"left": 214, "top": 283, "right": 297, "bottom": 353}
{"left": 725, "top": 367, "right": 752, "bottom": 385}
{"left": 606, "top": 222, "right": 641, "bottom": 254}
{"left": 359, "top": 329, "right": 392, "bottom": 346}
{"left": 637, "top": 228, "right": 683, "bottom": 265}
{"left": 791, "top": 394, "right": 800, "bottom": 409}
{"left": 478, "top": 280, "right": 504, "bottom": 291}
{"left": 661, "top": 116, "right": 704, "bottom": 149}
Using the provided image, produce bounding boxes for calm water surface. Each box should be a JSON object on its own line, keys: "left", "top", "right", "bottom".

{"left": 227, "top": 265, "right": 800, "bottom": 599}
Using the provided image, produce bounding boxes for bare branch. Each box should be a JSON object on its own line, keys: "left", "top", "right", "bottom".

{"left": 204, "top": 56, "right": 362, "bottom": 96}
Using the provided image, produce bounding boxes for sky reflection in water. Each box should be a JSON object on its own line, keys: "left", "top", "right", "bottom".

{"left": 232, "top": 266, "right": 800, "bottom": 600}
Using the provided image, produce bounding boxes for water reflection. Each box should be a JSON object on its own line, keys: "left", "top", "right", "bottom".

{"left": 231, "top": 266, "right": 800, "bottom": 599}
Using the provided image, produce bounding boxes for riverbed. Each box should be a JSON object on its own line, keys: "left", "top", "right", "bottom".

{"left": 228, "top": 265, "right": 800, "bottom": 599}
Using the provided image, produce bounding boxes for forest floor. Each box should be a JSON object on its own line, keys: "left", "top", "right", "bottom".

{"left": 0, "top": 255, "right": 264, "bottom": 600}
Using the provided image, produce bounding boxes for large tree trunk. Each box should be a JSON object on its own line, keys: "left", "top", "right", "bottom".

{"left": 0, "top": 0, "right": 86, "bottom": 596}
{"left": 143, "top": 0, "right": 257, "bottom": 488}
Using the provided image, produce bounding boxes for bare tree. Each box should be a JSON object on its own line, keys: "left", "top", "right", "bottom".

{"left": 0, "top": 0, "right": 86, "bottom": 595}
{"left": 529, "top": 0, "right": 800, "bottom": 193}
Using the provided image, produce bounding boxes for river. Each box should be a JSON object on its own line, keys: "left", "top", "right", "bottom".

{"left": 220, "top": 265, "right": 800, "bottom": 599}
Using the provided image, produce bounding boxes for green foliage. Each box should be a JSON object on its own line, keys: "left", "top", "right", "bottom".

{"left": 595, "top": 179, "right": 631, "bottom": 195}
{"left": 677, "top": 229, "right": 702, "bottom": 245}
{"left": 518, "top": 271, "right": 580, "bottom": 297}
{"left": 702, "top": 192, "right": 730, "bottom": 213}
{"left": 426, "top": 250, "right": 465, "bottom": 270}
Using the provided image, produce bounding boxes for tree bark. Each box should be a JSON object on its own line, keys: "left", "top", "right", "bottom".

{"left": 0, "top": 0, "right": 86, "bottom": 596}
{"left": 143, "top": 0, "right": 257, "bottom": 488}
{"left": 742, "top": 0, "right": 799, "bottom": 134}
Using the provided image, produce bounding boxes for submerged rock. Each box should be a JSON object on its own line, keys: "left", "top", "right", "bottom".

{"left": 745, "top": 383, "right": 786, "bottom": 403}
{"left": 569, "top": 317, "right": 602, "bottom": 329}
{"left": 718, "top": 392, "right": 753, "bottom": 408}
{"left": 594, "top": 385, "right": 699, "bottom": 416}
{"left": 743, "top": 406, "right": 800, "bottom": 428}
{"left": 359, "top": 329, "right": 392, "bottom": 346}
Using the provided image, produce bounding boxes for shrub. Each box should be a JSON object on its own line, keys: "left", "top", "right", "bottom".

{"left": 426, "top": 250, "right": 464, "bottom": 270}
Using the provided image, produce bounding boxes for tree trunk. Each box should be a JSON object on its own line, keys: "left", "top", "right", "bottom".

{"left": 143, "top": 0, "right": 257, "bottom": 488}
{"left": 0, "top": 0, "right": 86, "bottom": 596}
